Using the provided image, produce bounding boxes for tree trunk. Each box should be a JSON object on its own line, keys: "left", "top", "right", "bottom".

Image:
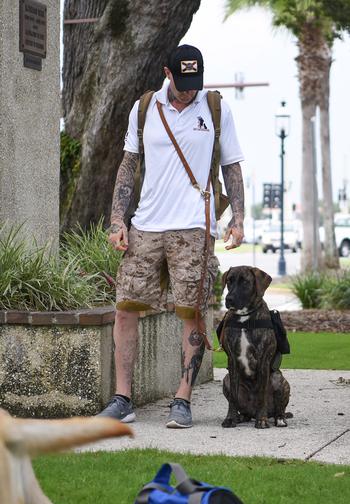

{"left": 319, "top": 43, "right": 339, "bottom": 269}
{"left": 62, "top": 0, "right": 201, "bottom": 231}
{"left": 296, "top": 24, "right": 324, "bottom": 272}
{"left": 300, "top": 103, "right": 323, "bottom": 272}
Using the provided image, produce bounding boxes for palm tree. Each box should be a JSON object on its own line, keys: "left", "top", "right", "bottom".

{"left": 225, "top": 0, "right": 350, "bottom": 271}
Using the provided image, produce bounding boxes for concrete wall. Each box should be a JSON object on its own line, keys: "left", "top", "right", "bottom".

{"left": 0, "top": 309, "right": 213, "bottom": 418}
{"left": 0, "top": 1, "right": 60, "bottom": 249}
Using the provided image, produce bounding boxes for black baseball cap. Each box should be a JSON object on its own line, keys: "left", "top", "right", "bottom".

{"left": 167, "top": 45, "right": 204, "bottom": 91}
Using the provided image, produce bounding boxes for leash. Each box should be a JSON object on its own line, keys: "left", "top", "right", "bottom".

{"left": 156, "top": 100, "right": 212, "bottom": 350}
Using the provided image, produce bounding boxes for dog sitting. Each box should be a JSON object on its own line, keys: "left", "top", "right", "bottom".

{"left": 218, "top": 266, "right": 291, "bottom": 429}
{"left": 0, "top": 408, "right": 133, "bottom": 504}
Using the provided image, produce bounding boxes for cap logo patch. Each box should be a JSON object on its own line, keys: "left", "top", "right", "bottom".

{"left": 181, "top": 60, "right": 198, "bottom": 73}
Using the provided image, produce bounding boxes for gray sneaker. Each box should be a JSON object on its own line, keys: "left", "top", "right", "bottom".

{"left": 166, "top": 398, "right": 193, "bottom": 428}
{"left": 97, "top": 395, "right": 135, "bottom": 423}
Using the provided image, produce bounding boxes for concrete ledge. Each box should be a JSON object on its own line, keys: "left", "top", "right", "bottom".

{"left": 0, "top": 307, "right": 213, "bottom": 417}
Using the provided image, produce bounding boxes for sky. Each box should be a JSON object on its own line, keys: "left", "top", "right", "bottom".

{"left": 60, "top": 0, "right": 350, "bottom": 214}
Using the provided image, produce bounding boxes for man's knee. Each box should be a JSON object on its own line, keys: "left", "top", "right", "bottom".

{"left": 115, "top": 309, "right": 139, "bottom": 331}
{"left": 175, "top": 305, "right": 196, "bottom": 320}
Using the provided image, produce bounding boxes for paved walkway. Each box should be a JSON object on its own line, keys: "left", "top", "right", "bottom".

{"left": 83, "top": 369, "right": 350, "bottom": 465}
{"left": 264, "top": 287, "right": 301, "bottom": 312}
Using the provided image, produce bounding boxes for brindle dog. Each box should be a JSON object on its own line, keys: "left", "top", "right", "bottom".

{"left": 219, "top": 266, "right": 290, "bottom": 429}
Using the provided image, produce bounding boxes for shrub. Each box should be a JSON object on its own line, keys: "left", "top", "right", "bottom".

{"left": 60, "top": 219, "right": 123, "bottom": 303}
{"left": 213, "top": 270, "right": 223, "bottom": 310}
{"left": 322, "top": 270, "right": 350, "bottom": 310}
{"left": 291, "top": 272, "right": 326, "bottom": 309}
{"left": 0, "top": 223, "right": 98, "bottom": 311}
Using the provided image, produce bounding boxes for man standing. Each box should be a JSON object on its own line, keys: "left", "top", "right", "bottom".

{"left": 99, "top": 45, "right": 244, "bottom": 428}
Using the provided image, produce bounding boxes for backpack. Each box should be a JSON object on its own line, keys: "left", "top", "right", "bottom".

{"left": 124, "top": 90, "right": 229, "bottom": 227}
{"left": 135, "top": 463, "right": 244, "bottom": 504}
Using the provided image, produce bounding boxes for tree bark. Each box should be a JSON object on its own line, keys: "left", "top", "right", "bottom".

{"left": 300, "top": 103, "right": 323, "bottom": 272}
{"left": 296, "top": 23, "right": 327, "bottom": 272}
{"left": 319, "top": 43, "right": 339, "bottom": 269}
{"left": 62, "top": 0, "right": 201, "bottom": 231}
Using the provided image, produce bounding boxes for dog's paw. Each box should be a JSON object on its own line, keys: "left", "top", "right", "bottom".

{"left": 255, "top": 417, "right": 270, "bottom": 429}
{"left": 238, "top": 414, "right": 251, "bottom": 423}
{"left": 275, "top": 417, "right": 288, "bottom": 427}
{"left": 222, "top": 417, "right": 237, "bottom": 428}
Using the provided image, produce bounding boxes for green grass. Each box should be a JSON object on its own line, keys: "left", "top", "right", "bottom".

{"left": 33, "top": 449, "right": 350, "bottom": 504}
{"left": 213, "top": 332, "right": 350, "bottom": 370}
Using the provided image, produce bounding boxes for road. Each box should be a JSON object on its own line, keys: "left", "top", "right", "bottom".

{"left": 215, "top": 248, "right": 301, "bottom": 279}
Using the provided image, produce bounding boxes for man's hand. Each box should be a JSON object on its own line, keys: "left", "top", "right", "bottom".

{"left": 108, "top": 222, "right": 129, "bottom": 251}
{"left": 223, "top": 224, "right": 244, "bottom": 250}
{"left": 221, "top": 162, "right": 245, "bottom": 250}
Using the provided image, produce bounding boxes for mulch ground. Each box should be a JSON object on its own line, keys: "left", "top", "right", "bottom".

{"left": 214, "top": 310, "right": 350, "bottom": 333}
{"left": 280, "top": 310, "right": 350, "bottom": 333}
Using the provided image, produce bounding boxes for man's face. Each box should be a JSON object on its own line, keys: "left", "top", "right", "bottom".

{"left": 164, "top": 67, "right": 198, "bottom": 104}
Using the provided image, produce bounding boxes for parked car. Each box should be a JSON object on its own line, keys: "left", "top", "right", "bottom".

{"left": 320, "top": 214, "right": 350, "bottom": 257}
{"left": 242, "top": 219, "right": 266, "bottom": 244}
{"left": 261, "top": 222, "right": 299, "bottom": 253}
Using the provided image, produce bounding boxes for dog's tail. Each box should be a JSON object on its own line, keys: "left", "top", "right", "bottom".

{"left": 285, "top": 412, "right": 294, "bottom": 418}
{"left": 0, "top": 408, "right": 133, "bottom": 457}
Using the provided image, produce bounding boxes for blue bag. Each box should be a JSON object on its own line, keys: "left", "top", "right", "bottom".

{"left": 135, "top": 463, "right": 244, "bottom": 504}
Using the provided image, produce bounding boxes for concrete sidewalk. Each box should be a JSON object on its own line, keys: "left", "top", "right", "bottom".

{"left": 82, "top": 369, "right": 350, "bottom": 465}
{"left": 264, "top": 288, "right": 301, "bottom": 312}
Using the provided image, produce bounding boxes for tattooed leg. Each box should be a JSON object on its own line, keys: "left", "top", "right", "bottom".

{"left": 176, "top": 319, "right": 205, "bottom": 401}
{"left": 114, "top": 310, "right": 139, "bottom": 397}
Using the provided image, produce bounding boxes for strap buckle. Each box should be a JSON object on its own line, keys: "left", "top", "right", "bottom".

{"left": 194, "top": 184, "right": 210, "bottom": 200}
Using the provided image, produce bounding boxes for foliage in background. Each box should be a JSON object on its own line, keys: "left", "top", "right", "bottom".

{"left": 0, "top": 221, "right": 120, "bottom": 311}
{"left": 291, "top": 271, "right": 350, "bottom": 309}
{"left": 321, "top": 270, "right": 350, "bottom": 310}
{"left": 60, "top": 131, "right": 81, "bottom": 228}
{"left": 226, "top": 0, "right": 350, "bottom": 270}
{"left": 291, "top": 272, "right": 326, "bottom": 309}
{"left": 213, "top": 270, "right": 223, "bottom": 310}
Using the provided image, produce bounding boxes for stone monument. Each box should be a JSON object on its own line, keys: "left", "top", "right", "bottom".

{"left": 0, "top": 0, "right": 60, "bottom": 249}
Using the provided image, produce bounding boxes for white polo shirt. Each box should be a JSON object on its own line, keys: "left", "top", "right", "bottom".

{"left": 124, "top": 81, "right": 244, "bottom": 235}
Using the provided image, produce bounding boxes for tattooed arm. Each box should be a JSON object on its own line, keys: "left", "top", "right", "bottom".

{"left": 222, "top": 162, "right": 245, "bottom": 250}
{"left": 109, "top": 151, "right": 139, "bottom": 251}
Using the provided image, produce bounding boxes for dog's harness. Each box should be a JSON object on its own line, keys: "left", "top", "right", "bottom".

{"left": 217, "top": 308, "right": 290, "bottom": 356}
{"left": 218, "top": 316, "right": 274, "bottom": 333}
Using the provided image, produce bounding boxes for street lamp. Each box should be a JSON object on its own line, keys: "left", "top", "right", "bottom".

{"left": 275, "top": 101, "right": 290, "bottom": 276}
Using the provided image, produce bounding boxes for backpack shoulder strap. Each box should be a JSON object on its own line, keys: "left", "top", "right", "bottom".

{"left": 207, "top": 90, "right": 221, "bottom": 139}
{"left": 207, "top": 90, "right": 225, "bottom": 219}
{"left": 137, "top": 90, "right": 154, "bottom": 156}
{"left": 129, "top": 90, "right": 154, "bottom": 224}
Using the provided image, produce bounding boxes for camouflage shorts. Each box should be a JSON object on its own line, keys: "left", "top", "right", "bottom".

{"left": 115, "top": 226, "right": 219, "bottom": 319}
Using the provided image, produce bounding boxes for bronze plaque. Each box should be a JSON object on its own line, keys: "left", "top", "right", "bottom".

{"left": 19, "top": 0, "right": 47, "bottom": 58}
{"left": 23, "top": 52, "right": 42, "bottom": 71}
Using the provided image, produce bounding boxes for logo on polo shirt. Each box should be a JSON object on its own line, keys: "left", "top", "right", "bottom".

{"left": 193, "top": 116, "right": 209, "bottom": 132}
{"left": 181, "top": 60, "right": 198, "bottom": 73}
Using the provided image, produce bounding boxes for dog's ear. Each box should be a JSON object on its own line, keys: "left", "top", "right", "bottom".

{"left": 221, "top": 268, "right": 231, "bottom": 293}
{"left": 252, "top": 267, "right": 272, "bottom": 297}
